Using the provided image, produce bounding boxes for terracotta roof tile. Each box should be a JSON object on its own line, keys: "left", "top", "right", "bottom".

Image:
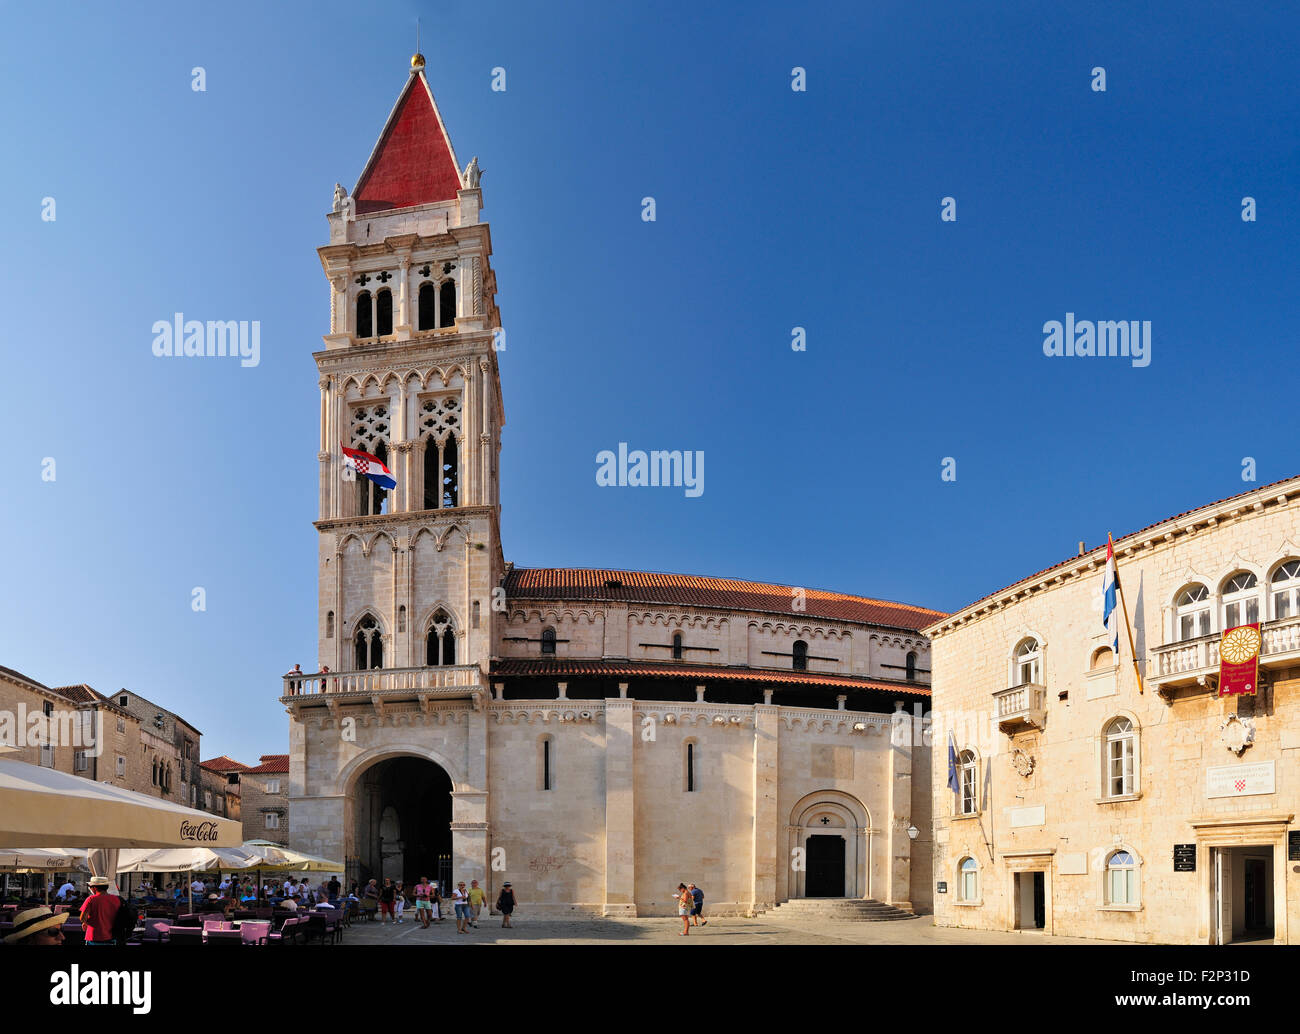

{"left": 244, "top": 754, "right": 289, "bottom": 774}
{"left": 0, "top": 664, "right": 49, "bottom": 690}
{"left": 491, "top": 659, "right": 929, "bottom": 696}
{"left": 503, "top": 568, "right": 945, "bottom": 632}
{"left": 48, "top": 684, "right": 106, "bottom": 704}
{"left": 201, "top": 755, "right": 252, "bottom": 773}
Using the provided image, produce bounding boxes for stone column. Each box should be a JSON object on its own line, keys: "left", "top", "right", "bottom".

{"left": 462, "top": 365, "right": 477, "bottom": 505}
{"left": 751, "top": 705, "right": 780, "bottom": 911}
{"left": 333, "top": 546, "right": 344, "bottom": 671}
{"left": 479, "top": 359, "right": 491, "bottom": 507}
{"left": 397, "top": 256, "right": 411, "bottom": 336}
{"left": 887, "top": 703, "right": 913, "bottom": 909}
{"left": 603, "top": 699, "right": 637, "bottom": 916}
{"left": 451, "top": 702, "right": 490, "bottom": 889}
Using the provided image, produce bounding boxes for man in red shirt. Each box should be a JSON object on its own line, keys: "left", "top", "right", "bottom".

{"left": 79, "top": 876, "right": 121, "bottom": 945}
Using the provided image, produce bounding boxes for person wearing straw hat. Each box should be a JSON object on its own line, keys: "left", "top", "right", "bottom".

{"left": 79, "top": 876, "right": 120, "bottom": 945}
{"left": 4, "top": 905, "right": 66, "bottom": 945}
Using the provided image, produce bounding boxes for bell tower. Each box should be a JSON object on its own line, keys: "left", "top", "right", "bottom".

{"left": 312, "top": 53, "right": 505, "bottom": 679}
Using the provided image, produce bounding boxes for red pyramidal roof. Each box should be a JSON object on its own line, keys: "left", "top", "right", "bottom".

{"left": 353, "top": 70, "right": 462, "bottom": 215}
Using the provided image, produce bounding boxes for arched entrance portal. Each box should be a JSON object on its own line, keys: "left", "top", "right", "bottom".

{"left": 352, "top": 757, "right": 453, "bottom": 890}
{"left": 787, "top": 791, "right": 871, "bottom": 900}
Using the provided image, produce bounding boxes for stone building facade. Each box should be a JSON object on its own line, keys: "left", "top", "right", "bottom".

{"left": 199, "top": 756, "right": 244, "bottom": 821}
{"left": 927, "top": 476, "right": 1300, "bottom": 944}
{"left": 283, "top": 56, "right": 941, "bottom": 916}
{"left": 241, "top": 754, "right": 290, "bottom": 846}
{"left": 112, "top": 688, "right": 203, "bottom": 808}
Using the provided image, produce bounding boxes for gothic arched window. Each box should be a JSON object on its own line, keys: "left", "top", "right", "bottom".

{"left": 326, "top": 611, "right": 335, "bottom": 639}
{"left": 418, "top": 282, "right": 437, "bottom": 330}
{"left": 792, "top": 640, "right": 808, "bottom": 671}
{"left": 357, "top": 440, "right": 389, "bottom": 516}
{"left": 354, "top": 615, "right": 383, "bottom": 670}
{"left": 426, "top": 609, "right": 456, "bottom": 666}
{"left": 906, "top": 651, "right": 917, "bottom": 680}
{"left": 442, "top": 437, "right": 459, "bottom": 508}
{"left": 672, "top": 632, "right": 683, "bottom": 660}
{"left": 356, "top": 291, "right": 373, "bottom": 339}
{"left": 376, "top": 288, "right": 393, "bottom": 337}
{"left": 439, "top": 280, "right": 456, "bottom": 327}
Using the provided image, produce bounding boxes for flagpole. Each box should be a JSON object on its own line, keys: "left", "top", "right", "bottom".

{"left": 1110, "top": 533, "right": 1145, "bottom": 695}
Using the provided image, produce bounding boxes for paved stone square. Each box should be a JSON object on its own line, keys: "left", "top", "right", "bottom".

{"left": 341, "top": 913, "right": 1117, "bottom": 945}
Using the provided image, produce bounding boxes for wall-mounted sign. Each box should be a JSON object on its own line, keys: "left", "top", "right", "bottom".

{"left": 937, "top": 882, "right": 947, "bottom": 894}
{"left": 1206, "top": 761, "right": 1275, "bottom": 799}
{"left": 1288, "top": 831, "right": 1300, "bottom": 863}
{"left": 1173, "top": 844, "right": 1196, "bottom": 872}
{"left": 1218, "top": 623, "right": 1261, "bottom": 697}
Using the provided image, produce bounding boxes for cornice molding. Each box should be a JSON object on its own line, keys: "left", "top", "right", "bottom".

{"left": 928, "top": 480, "right": 1300, "bottom": 639}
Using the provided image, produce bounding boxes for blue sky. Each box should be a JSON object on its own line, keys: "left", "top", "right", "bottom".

{"left": 1, "top": 1, "right": 1297, "bottom": 759}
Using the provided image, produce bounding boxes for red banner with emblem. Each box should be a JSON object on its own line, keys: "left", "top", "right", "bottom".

{"left": 1218, "top": 623, "right": 1261, "bottom": 697}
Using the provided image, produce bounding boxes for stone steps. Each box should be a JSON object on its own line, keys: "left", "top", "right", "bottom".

{"left": 762, "top": 898, "right": 920, "bottom": 922}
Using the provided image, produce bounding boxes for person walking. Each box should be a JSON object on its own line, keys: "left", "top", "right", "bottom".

{"left": 80, "top": 876, "right": 121, "bottom": 946}
{"left": 689, "top": 883, "right": 707, "bottom": 927}
{"left": 393, "top": 881, "right": 407, "bottom": 924}
{"left": 379, "top": 878, "right": 397, "bottom": 924}
{"left": 676, "top": 883, "right": 692, "bottom": 936}
{"left": 467, "top": 879, "right": 485, "bottom": 928}
{"left": 363, "top": 878, "right": 380, "bottom": 920}
{"left": 430, "top": 881, "right": 443, "bottom": 923}
{"left": 495, "top": 882, "right": 516, "bottom": 928}
{"left": 452, "top": 881, "right": 470, "bottom": 933}
{"left": 413, "top": 877, "right": 433, "bottom": 929}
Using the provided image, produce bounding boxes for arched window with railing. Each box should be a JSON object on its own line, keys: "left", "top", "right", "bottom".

{"left": 1222, "top": 571, "right": 1260, "bottom": 629}
{"left": 1175, "top": 584, "right": 1211, "bottom": 640}
{"left": 353, "top": 614, "right": 383, "bottom": 670}
{"left": 426, "top": 609, "right": 456, "bottom": 666}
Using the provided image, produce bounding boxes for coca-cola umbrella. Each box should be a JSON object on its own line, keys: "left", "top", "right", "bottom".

{"left": 117, "top": 846, "right": 263, "bottom": 912}
{"left": 0, "top": 847, "right": 91, "bottom": 903}
{"left": 0, "top": 758, "right": 242, "bottom": 849}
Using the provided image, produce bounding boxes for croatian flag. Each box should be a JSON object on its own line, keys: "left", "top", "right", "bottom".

{"left": 946, "top": 731, "right": 960, "bottom": 796}
{"left": 1102, "top": 537, "right": 1119, "bottom": 654}
{"left": 342, "top": 443, "right": 396, "bottom": 490}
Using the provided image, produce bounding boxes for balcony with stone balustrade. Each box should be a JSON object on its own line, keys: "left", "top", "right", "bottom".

{"left": 1147, "top": 613, "right": 1300, "bottom": 696}
{"left": 280, "top": 664, "right": 485, "bottom": 713}
{"left": 991, "top": 682, "right": 1046, "bottom": 733}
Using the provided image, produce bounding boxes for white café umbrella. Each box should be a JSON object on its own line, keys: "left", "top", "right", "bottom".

{"left": 0, "top": 759, "right": 243, "bottom": 850}
{"left": 0, "top": 758, "right": 243, "bottom": 898}
{"left": 118, "top": 846, "right": 263, "bottom": 912}
{"left": 0, "top": 847, "right": 90, "bottom": 903}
